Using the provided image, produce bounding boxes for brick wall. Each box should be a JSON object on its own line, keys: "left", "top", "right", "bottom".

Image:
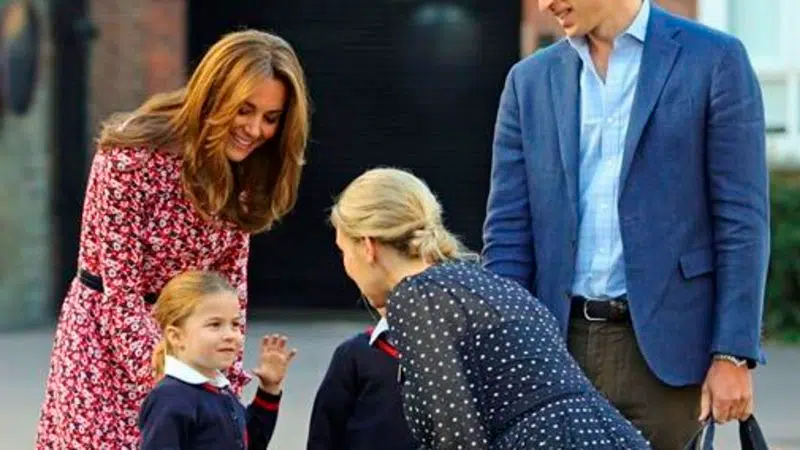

{"left": 88, "top": 0, "right": 186, "bottom": 138}
{"left": 521, "top": 0, "right": 698, "bottom": 56}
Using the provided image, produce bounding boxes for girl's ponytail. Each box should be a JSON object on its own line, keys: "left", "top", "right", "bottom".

{"left": 151, "top": 339, "right": 168, "bottom": 381}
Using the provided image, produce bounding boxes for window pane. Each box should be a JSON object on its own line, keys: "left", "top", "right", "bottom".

{"left": 762, "top": 80, "right": 787, "bottom": 133}
{"left": 729, "top": 1, "right": 781, "bottom": 63}
{"left": 782, "top": 1, "right": 800, "bottom": 65}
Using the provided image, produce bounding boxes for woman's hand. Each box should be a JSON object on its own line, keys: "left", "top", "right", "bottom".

{"left": 252, "top": 334, "right": 297, "bottom": 395}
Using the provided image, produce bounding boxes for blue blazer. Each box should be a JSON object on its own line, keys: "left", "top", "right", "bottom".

{"left": 481, "top": 6, "right": 769, "bottom": 386}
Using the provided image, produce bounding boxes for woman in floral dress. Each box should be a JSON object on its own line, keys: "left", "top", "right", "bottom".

{"left": 35, "top": 30, "right": 310, "bottom": 449}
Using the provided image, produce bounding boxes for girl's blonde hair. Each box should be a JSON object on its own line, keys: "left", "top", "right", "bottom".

{"left": 151, "top": 271, "right": 236, "bottom": 381}
{"left": 329, "top": 168, "right": 476, "bottom": 263}
{"left": 98, "top": 29, "right": 310, "bottom": 234}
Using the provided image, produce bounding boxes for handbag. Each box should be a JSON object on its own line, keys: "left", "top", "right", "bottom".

{"left": 684, "top": 415, "right": 768, "bottom": 450}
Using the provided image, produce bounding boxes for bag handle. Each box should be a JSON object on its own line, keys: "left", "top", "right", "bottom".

{"left": 685, "top": 419, "right": 715, "bottom": 450}
{"left": 684, "top": 416, "right": 768, "bottom": 450}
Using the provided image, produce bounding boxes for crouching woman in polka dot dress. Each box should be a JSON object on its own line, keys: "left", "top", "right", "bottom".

{"left": 329, "top": 168, "right": 650, "bottom": 450}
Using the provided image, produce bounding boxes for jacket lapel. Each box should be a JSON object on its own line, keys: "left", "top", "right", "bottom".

{"left": 620, "top": 7, "right": 681, "bottom": 189}
{"left": 550, "top": 49, "right": 582, "bottom": 222}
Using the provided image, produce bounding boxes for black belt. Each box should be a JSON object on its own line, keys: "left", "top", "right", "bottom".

{"left": 78, "top": 269, "right": 159, "bottom": 305}
{"left": 570, "top": 295, "right": 630, "bottom": 322}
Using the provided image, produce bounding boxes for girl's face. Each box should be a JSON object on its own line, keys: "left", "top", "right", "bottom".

{"left": 226, "top": 76, "right": 287, "bottom": 163}
{"left": 167, "top": 291, "right": 244, "bottom": 379}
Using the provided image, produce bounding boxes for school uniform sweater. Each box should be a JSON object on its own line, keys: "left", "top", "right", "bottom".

{"left": 307, "top": 319, "right": 418, "bottom": 450}
{"left": 139, "top": 356, "right": 281, "bottom": 450}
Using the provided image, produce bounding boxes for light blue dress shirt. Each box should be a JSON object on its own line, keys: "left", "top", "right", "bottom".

{"left": 569, "top": 0, "right": 650, "bottom": 300}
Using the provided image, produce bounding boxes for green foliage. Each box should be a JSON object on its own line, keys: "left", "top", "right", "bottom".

{"left": 765, "top": 172, "right": 800, "bottom": 343}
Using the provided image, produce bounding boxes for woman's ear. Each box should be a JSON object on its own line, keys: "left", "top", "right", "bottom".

{"left": 362, "top": 236, "right": 378, "bottom": 264}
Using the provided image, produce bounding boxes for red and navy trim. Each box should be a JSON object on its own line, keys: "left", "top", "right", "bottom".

{"left": 366, "top": 326, "right": 399, "bottom": 360}
{"left": 366, "top": 325, "right": 405, "bottom": 384}
{"left": 200, "top": 383, "right": 280, "bottom": 410}
{"left": 201, "top": 383, "right": 223, "bottom": 394}
{"left": 375, "top": 339, "right": 399, "bottom": 359}
{"left": 251, "top": 388, "right": 281, "bottom": 412}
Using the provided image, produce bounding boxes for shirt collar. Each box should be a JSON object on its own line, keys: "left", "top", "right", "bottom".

{"left": 568, "top": 0, "right": 650, "bottom": 49}
{"left": 164, "top": 355, "right": 230, "bottom": 388}
{"left": 369, "top": 317, "right": 390, "bottom": 346}
{"left": 626, "top": 0, "right": 650, "bottom": 43}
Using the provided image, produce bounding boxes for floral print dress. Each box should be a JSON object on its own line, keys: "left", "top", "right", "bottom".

{"left": 36, "top": 147, "right": 251, "bottom": 449}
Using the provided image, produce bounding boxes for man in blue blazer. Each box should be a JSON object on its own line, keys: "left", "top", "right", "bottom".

{"left": 481, "top": 0, "right": 769, "bottom": 447}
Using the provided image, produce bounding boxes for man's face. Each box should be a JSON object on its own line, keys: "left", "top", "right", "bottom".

{"left": 538, "top": 0, "right": 611, "bottom": 37}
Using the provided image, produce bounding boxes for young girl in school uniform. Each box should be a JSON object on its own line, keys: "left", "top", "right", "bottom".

{"left": 306, "top": 303, "right": 417, "bottom": 450}
{"left": 139, "top": 270, "right": 297, "bottom": 449}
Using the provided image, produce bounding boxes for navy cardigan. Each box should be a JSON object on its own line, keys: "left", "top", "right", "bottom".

{"left": 306, "top": 325, "right": 418, "bottom": 450}
{"left": 139, "top": 376, "right": 280, "bottom": 449}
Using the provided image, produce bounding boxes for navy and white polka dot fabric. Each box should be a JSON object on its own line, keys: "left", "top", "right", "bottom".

{"left": 387, "top": 261, "right": 650, "bottom": 449}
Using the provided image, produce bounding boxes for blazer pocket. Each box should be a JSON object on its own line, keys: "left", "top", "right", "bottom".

{"left": 679, "top": 247, "right": 714, "bottom": 279}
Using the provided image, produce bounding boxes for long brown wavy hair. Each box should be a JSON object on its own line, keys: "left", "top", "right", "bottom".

{"left": 98, "top": 30, "right": 310, "bottom": 233}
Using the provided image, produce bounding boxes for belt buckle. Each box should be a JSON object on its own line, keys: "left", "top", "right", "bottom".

{"left": 583, "top": 299, "right": 608, "bottom": 322}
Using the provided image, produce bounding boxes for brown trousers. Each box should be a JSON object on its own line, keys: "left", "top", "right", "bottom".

{"left": 568, "top": 318, "right": 703, "bottom": 450}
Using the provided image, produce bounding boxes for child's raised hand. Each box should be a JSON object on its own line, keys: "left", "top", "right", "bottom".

{"left": 251, "top": 334, "right": 297, "bottom": 395}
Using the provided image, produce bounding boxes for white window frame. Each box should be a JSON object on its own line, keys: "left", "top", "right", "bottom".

{"left": 698, "top": 0, "right": 800, "bottom": 168}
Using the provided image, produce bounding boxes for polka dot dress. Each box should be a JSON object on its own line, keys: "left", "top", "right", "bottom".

{"left": 387, "top": 261, "right": 650, "bottom": 449}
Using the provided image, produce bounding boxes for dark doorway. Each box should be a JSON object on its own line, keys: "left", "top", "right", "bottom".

{"left": 51, "top": 0, "right": 95, "bottom": 314}
{"left": 188, "top": 0, "right": 520, "bottom": 309}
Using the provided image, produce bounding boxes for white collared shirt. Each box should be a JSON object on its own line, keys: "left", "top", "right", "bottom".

{"left": 369, "top": 317, "right": 390, "bottom": 346}
{"left": 163, "top": 355, "right": 231, "bottom": 388}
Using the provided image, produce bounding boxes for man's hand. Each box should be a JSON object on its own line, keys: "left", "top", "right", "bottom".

{"left": 698, "top": 359, "right": 754, "bottom": 423}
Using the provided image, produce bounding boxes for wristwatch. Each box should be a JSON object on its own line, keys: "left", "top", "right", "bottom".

{"left": 713, "top": 353, "right": 748, "bottom": 367}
